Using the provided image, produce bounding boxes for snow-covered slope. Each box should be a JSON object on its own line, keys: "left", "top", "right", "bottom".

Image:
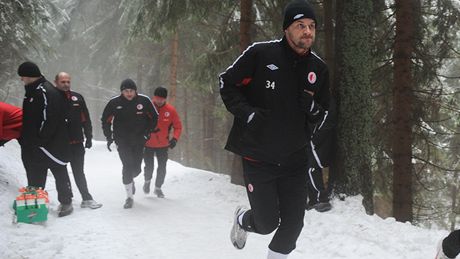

{"left": 0, "top": 141, "right": 448, "bottom": 259}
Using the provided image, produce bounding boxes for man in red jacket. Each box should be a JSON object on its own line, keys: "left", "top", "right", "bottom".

{"left": 143, "top": 86, "right": 182, "bottom": 198}
{"left": 0, "top": 102, "right": 22, "bottom": 146}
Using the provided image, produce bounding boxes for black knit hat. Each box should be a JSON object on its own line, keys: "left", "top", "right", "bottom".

{"left": 283, "top": 0, "right": 316, "bottom": 30}
{"left": 154, "top": 86, "right": 168, "bottom": 98}
{"left": 120, "top": 78, "right": 137, "bottom": 91}
{"left": 17, "top": 61, "right": 42, "bottom": 77}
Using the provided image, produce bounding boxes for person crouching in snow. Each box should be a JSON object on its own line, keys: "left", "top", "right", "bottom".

{"left": 101, "top": 78, "right": 158, "bottom": 209}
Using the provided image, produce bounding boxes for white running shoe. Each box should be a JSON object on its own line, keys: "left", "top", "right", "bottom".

{"left": 81, "top": 200, "right": 103, "bottom": 209}
{"left": 230, "top": 206, "right": 248, "bottom": 249}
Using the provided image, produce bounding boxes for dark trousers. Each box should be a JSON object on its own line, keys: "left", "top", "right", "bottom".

{"left": 306, "top": 167, "right": 329, "bottom": 206}
{"left": 118, "top": 143, "right": 144, "bottom": 185}
{"left": 21, "top": 146, "right": 73, "bottom": 205}
{"left": 69, "top": 143, "right": 93, "bottom": 201}
{"left": 443, "top": 229, "right": 460, "bottom": 258}
{"left": 143, "top": 147, "right": 168, "bottom": 188}
{"left": 240, "top": 156, "right": 308, "bottom": 255}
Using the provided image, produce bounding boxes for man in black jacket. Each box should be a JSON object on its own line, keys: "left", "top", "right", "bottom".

{"left": 101, "top": 78, "right": 158, "bottom": 209}
{"left": 54, "top": 72, "right": 102, "bottom": 209}
{"left": 220, "top": 1, "right": 330, "bottom": 258}
{"left": 18, "top": 62, "right": 74, "bottom": 217}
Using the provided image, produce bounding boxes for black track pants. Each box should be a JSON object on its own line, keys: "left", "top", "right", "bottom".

{"left": 143, "top": 147, "right": 168, "bottom": 188}
{"left": 117, "top": 143, "right": 144, "bottom": 185}
{"left": 306, "top": 167, "right": 329, "bottom": 206}
{"left": 69, "top": 143, "right": 93, "bottom": 201}
{"left": 22, "top": 146, "right": 73, "bottom": 205}
{"left": 240, "top": 157, "right": 308, "bottom": 255}
{"left": 443, "top": 229, "right": 460, "bottom": 258}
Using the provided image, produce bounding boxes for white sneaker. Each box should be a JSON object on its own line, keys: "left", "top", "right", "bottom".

{"left": 230, "top": 206, "right": 248, "bottom": 249}
{"left": 435, "top": 239, "right": 452, "bottom": 259}
{"left": 81, "top": 200, "right": 103, "bottom": 209}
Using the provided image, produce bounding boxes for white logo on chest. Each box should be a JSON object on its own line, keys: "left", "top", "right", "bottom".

{"left": 71, "top": 96, "right": 78, "bottom": 101}
{"left": 266, "top": 64, "right": 279, "bottom": 71}
{"left": 137, "top": 104, "right": 143, "bottom": 110}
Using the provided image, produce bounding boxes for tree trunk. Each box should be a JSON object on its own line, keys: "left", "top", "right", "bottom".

{"left": 239, "top": 0, "right": 253, "bottom": 52}
{"left": 230, "top": 0, "right": 253, "bottom": 185}
{"left": 169, "top": 30, "right": 179, "bottom": 105}
{"left": 392, "top": 0, "right": 415, "bottom": 223}
{"left": 334, "top": 0, "right": 374, "bottom": 214}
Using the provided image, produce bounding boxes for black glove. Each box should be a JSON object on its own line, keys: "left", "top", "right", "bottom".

{"left": 107, "top": 138, "right": 113, "bottom": 152}
{"left": 144, "top": 132, "right": 151, "bottom": 141}
{"left": 0, "top": 139, "right": 7, "bottom": 147}
{"left": 169, "top": 138, "right": 177, "bottom": 149}
{"left": 299, "top": 88, "right": 315, "bottom": 112}
{"left": 300, "top": 89, "right": 324, "bottom": 123}
{"left": 85, "top": 138, "right": 92, "bottom": 149}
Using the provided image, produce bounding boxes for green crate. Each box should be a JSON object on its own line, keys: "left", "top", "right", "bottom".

{"left": 13, "top": 192, "right": 49, "bottom": 223}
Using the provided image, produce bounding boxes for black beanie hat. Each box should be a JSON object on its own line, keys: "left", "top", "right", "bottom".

{"left": 154, "top": 86, "right": 168, "bottom": 98}
{"left": 120, "top": 78, "right": 137, "bottom": 91}
{"left": 17, "top": 61, "right": 42, "bottom": 77}
{"left": 283, "top": 0, "right": 316, "bottom": 30}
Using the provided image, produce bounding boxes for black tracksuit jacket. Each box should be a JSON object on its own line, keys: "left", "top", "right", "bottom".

{"left": 219, "top": 37, "right": 330, "bottom": 165}
{"left": 21, "top": 77, "right": 70, "bottom": 163}
{"left": 101, "top": 94, "right": 158, "bottom": 146}
{"left": 66, "top": 91, "right": 92, "bottom": 143}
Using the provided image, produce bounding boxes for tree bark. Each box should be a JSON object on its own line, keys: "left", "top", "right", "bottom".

{"left": 230, "top": 0, "right": 253, "bottom": 185}
{"left": 392, "top": 0, "right": 415, "bottom": 223}
{"left": 169, "top": 30, "right": 179, "bottom": 105}
{"left": 334, "top": 0, "right": 374, "bottom": 214}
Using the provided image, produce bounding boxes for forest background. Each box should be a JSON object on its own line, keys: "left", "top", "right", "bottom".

{"left": 0, "top": 0, "right": 459, "bottom": 230}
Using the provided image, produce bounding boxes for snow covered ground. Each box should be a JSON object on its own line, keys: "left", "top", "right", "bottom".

{"left": 0, "top": 141, "right": 448, "bottom": 259}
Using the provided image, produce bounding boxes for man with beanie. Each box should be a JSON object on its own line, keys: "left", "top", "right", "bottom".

{"left": 101, "top": 78, "right": 158, "bottom": 208}
{"left": 143, "top": 86, "right": 182, "bottom": 198}
{"left": 219, "top": 0, "right": 331, "bottom": 258}
{"left": 17, "top": 61, "right": 74, "bottom": 217}
{"left": 0, "top": 102, "right": 22, "bottom": 147}
{"left": 54, "top": 72, "right": 102, "bottom": 209}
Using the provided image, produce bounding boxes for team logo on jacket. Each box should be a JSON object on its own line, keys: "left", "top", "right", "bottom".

{"left": 307, "top": 72, "right": 317, "bottom": 84}
{"left": 137, "top": 104, "right": 143, "bottom": 110}
{"left": 164, "top": 111, "right": 170, "bottom": 117}
{"left": 29, "top": 98, "right": 33, "bottom": 102}
{"left": 71, "top": 96, "right": 78, "bottom": 101}
{"left": 248, "top": 184, "right": 254, "bottom": 193}
{"left": 266, "top": 64, "right": 279, "bottom": 71}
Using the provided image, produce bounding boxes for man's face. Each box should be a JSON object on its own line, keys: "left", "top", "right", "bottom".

{"left": 122, "top": 89, "right": 137, "bottom": 101}
{"left": 284, "top": 18, "right": 316, "bottom": 55}
{"left": 153, "top": 96, "right": 166, "bottom": 107}
{"left": 20, "top": 77, "right": 38, "bottom": 85}
{"left": 55, "top": 73, "right": 71, "bottom": 92}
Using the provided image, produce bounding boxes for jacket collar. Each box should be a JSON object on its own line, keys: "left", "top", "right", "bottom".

{"left": 281, "top": 36, "right": 312, "bottom": 64}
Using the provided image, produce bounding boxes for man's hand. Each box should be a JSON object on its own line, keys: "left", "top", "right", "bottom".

{"left": 107, "top": 138, "right": 113, "bottom": 152}
{"left": 169, "top": 138, "right": 177, "bottom": 149}
{"left": 85, "top": 138, "right": 92, "bottom": 149}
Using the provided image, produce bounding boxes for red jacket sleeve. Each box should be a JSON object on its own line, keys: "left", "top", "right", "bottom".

{"left": 171, "top": 107, "right": 182, "bottom": 141}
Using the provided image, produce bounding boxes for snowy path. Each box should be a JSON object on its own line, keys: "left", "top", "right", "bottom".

{"left": 0, "top": 141, "right": 448, "bottom": 259}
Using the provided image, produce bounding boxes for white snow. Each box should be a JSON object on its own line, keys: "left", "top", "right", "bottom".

{"left": 0, "top": 141, "right": 449, "bottom": 259}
